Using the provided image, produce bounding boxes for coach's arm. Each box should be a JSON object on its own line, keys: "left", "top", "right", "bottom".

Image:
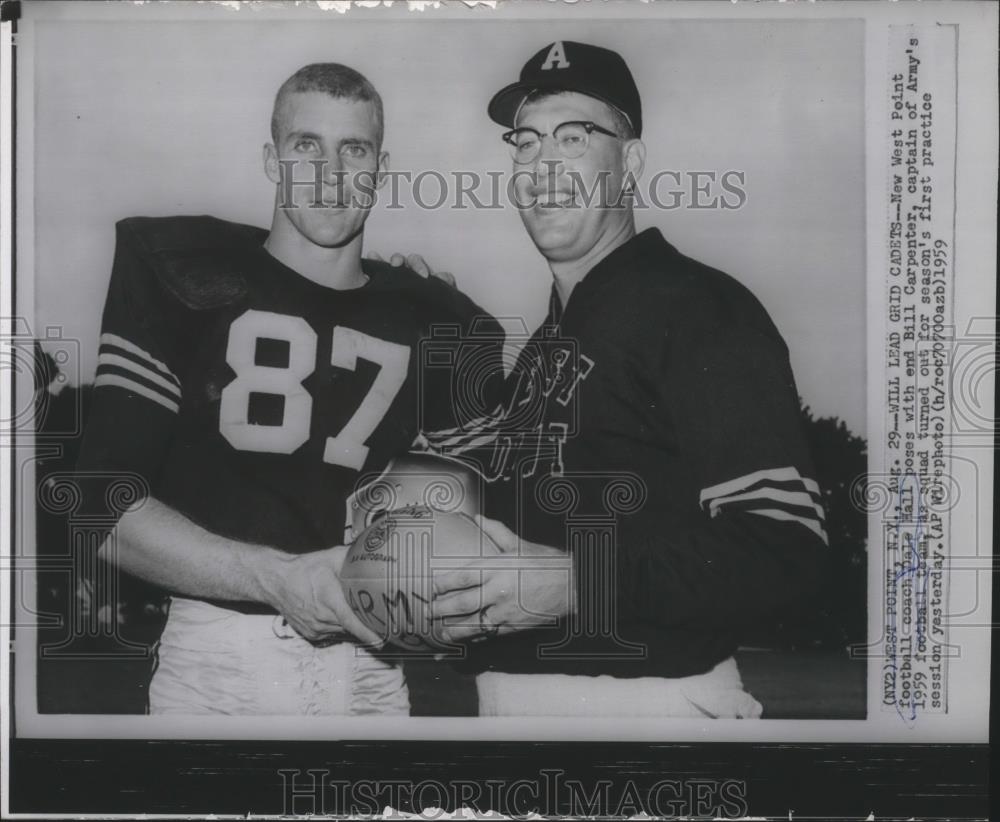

{"left": 431, "top": 324, "right": 827, "bottom": 641}
{"left": 614, "top": 322, "right": 829, "bottom": 630}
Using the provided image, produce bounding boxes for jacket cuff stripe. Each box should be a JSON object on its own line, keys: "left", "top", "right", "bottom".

{"left": 699, "top": 466, "right": 821, "bottom": 506}
{"left": 738, "top": 507, "right": 829, "bottom": 545}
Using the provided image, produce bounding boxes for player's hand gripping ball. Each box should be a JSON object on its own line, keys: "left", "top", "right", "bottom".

{"left": 340, "top": 505, "right": 501, "bottom": 651}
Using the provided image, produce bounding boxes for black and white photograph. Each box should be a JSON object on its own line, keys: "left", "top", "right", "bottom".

{"left": 1, "top": 0, "right": 995, "bottom": 818}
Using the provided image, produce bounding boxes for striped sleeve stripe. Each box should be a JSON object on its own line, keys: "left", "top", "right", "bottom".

{"left": 95, "top": 358, "right": 181, "bottom": 405}
{"left": 98, "top": 343, "right": 182, "bottom": 393}
{"left": 699, "top": 466, "right": 820, "bottom": 504}
{"left": 424, "top": 427, "right": 497, "bottom": 450}
{"left": 420, "top": 408, "right": 504, "bottom": 442}
{"left": 97, "top": 352, "right": 181, "bottom": 398}
{"left": 422, "top": 416, "right": 504, "bottom": 449}
{"left": 96, "top": 361, "right": 180, "bottom": 407}
{"left": 707, "top": 486, "right": 825, "bottom": 523}
{"left": 96, "top": 359, "right": 179, "bottom": 401}
{"left": 442, "top": 430, "right": 500, "bottom": 454}
{"left": 711, "top": 496, "right": 823, "bottom": 523}
{"left": 94, "top": 373, "right": 179, "bottom": 413}
{"left": 100, "top": 333, "right": 180, "bottom": 388}
{"left": 722, "top": 476, "right": 824, "bottom": 509}
{"left": 700, "top": 465, "right": 827, "bottom": 544}
{"left": 735, "top": 507, "right": 829, "bottom": 545}
{"left": 95, "top": 333, "right": 181, "bottom": 412}
{"left": 423, "top": 430, "right": 500, "bottom": 456}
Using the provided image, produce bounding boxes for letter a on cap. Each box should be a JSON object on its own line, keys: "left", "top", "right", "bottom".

{"left": 540, "top": 41, "right": 571, "bottom": 70}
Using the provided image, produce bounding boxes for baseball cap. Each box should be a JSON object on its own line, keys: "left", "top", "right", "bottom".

{"left": 488, "top": 41, "right": 642, "bottom": 138}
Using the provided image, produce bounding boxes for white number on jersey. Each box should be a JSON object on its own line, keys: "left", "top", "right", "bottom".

{"left": 220, "top": 310, "right": 316, "bottom": 454}
{"left": 219, "top": 309, "right": 410, "bottom": 469}
{"left": 325, "top": 326, "right": 410, "bottom": 470}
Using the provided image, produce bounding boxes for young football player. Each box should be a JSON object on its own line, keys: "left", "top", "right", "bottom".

{"left": 76, "top": 63, "right": 500, "bottom": 716}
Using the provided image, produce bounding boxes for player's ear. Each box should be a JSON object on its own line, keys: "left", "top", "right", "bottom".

{"left": 623, "top": 138, "right": 645, "bottom": 181}
{"left": 263, "top": 142, "right": 281, "bottom": 185}
{"left": 375, "top": 151, "right": 390, "bottom": 190}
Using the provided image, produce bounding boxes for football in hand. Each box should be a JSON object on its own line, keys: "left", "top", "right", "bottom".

{"left": 340, "top": 505, "right": 501, "bottom": 651}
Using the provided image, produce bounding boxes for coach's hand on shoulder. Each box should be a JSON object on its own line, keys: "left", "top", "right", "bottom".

{"left": 256, "top": 546, "right": 384, "bottom": 647}
{"left": 369, "top": 251, "right": 456, "bottom": 288}
{"left": 431, "top": 515, "right": 576, "bottom": 643}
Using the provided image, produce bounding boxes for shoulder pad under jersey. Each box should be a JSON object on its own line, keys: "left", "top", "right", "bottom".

{"left": 362, "top": 258, "right": 502, "bottom": 335}
{"left": 116, "top": 215, "right": 266, "bottom": 310}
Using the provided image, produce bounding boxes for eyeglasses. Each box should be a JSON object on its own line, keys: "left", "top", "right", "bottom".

{"left": 501, "top": 121, "right": 621, "bottom": 164}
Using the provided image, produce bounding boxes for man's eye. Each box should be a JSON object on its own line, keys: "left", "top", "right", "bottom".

{"left": 293, "top": 139, "right": 317, "bottom": 152}
{"left": 560, "top": 133, "right": 585, "bottom": 146}
{"left": 342, "top": 144, "right": 369, "bottom": 159}
{"left": 516, "top": 136, "right": 538, "bottom": 150}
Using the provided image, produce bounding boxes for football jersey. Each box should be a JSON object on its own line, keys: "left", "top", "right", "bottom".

{"left": 76, "top": 216, "right": 502, "bottom": 565}
{"left": 435, "top": 228, "right": 829, "bottom": 678}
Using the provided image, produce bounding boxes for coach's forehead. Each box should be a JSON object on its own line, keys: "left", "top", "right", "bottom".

{"left": 515, "top": 91, "right": 613, "bottom": 127}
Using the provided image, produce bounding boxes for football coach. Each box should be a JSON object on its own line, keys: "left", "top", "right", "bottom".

{"left": 429, "top": 41, "right": 829, "bottom": 718}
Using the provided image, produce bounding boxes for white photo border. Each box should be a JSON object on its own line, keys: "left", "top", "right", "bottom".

{"left": 2, "top": 0, "right": 995, "bottom": 751}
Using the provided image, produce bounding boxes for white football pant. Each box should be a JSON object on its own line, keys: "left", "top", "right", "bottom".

{"left": 476, "top": 657, "right": 763, "bottom": 718}
{"left": 149, "top": 597, "right": 409, "bottom": 716}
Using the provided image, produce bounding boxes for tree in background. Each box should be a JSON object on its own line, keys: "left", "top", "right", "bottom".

{"left": 742, "top": 401, "right": 868, "bottom": 650}
{"left": 800, "top": 404, "right": 868, "bottom": 647}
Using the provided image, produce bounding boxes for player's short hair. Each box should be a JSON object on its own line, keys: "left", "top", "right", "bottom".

{"left": 271, "top": 63, "right": 385, "bottom": 148}
{"left": 519, "top": 88, "right": 636, "bottom": 142}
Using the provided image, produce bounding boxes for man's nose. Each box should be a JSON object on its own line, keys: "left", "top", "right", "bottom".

{"left": 321, "top": 152, "right": 344, "bottom": 182}
{"left": 534, "top": 135, "right": 565, "bottom": 172}
{"left": 530, "top": 146, "right": 565, "bottom": 193}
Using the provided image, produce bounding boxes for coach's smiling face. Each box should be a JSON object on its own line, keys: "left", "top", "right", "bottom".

{"left": 512, "top": 91, "right": 644, "bottom": 265}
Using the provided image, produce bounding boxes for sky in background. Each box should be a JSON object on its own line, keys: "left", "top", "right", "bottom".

{"left": 25, "top": 16, "right": 866, "bottom": 435}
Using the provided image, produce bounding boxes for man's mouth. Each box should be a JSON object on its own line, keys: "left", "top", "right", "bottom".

{"left": 533, "top": 193, "right": 577, "bottom": 210}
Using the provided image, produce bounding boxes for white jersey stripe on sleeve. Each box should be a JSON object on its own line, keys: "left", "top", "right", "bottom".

{"left": 422, "top": 430, "right": 499, "bottom": 455}
{"left": 425, "top": 427, "right": 498, "bottom": 450}
{"left": 94, "top": 373, "right": 180, "bottom": 413}
{"left": 421, "top": 408, "right": 504, "bottom": 442}
{"left": 444, "top": 431, "right": 500, "bottom": 454}
{"left": 100, "top": 332, "right": 180, "bottom": 387}
{"left": 98, "top": 352, "right": 182, "bottom": 399}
